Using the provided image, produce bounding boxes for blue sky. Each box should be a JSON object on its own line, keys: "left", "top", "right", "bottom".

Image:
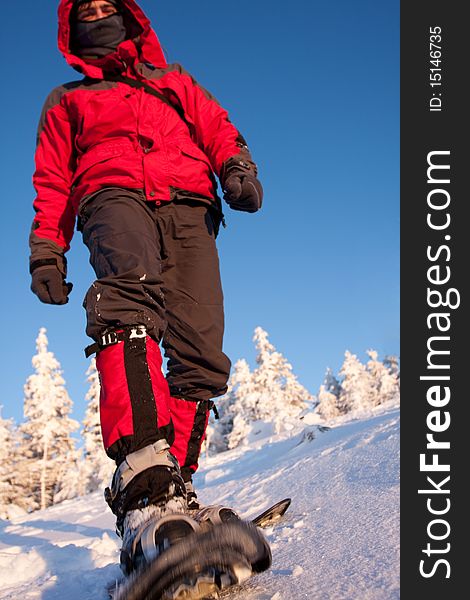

{"left": 0, "top": 0, "right": 399, "bottom": 424}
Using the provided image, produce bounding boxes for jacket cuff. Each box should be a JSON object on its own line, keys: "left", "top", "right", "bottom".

{"left": 29, "top": 227, "right": 67, "bottom": 277}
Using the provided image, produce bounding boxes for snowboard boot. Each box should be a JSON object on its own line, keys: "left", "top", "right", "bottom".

{"left": 104, "top": 439, "right": 199, "bottom": 575}
{"left": 109, "top": 456, "right": 272, "bottom": 600}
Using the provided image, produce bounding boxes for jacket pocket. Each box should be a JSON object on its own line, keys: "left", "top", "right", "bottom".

{"left": 177, "top": 141, "right": 212, "bottom": 168}
{"left": 176, "top": 141, "right": 218, "bottom": 197}
{"left": 72, "top": 144, "right": 124, "bottom": 187}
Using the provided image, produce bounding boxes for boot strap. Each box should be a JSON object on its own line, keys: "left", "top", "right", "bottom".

{"left": 105, "top": 440, "right": 177, "bottom": 506}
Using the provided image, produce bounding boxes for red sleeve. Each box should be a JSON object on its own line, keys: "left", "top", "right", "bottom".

{"left": 175, "top": 68, "right": 257, "bottom": 178}
{"left": 32, "top": 91, "right": 76, "bottom": 252}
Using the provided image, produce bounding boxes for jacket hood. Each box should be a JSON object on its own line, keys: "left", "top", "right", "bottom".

{"left": 57, "top": 0, "right": 168, "bottom": 78}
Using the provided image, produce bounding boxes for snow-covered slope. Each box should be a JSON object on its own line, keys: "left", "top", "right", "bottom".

{"left": 0, "top": 406, "right": 399, "bottom": 600}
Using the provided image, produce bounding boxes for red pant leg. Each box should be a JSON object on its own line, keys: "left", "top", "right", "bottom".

{"left": 168, "top": 396, "right": 211, "bottom": 481}
{"left": 97, "top": 333, "right": 174, "bottom": 463}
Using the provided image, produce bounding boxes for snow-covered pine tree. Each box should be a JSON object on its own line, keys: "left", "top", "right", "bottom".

{"left": 53, "top": 444, "right": 84, "bottom": 504}
{"left": 384, "top": 355, "right": 400, "bottom": 382}
{"left": 206, "top": 359, "right": 253, "bottom": 452}
{"left": 0, "top": 407, "right": 23, "bottom": 518}
{"left": 317, "top": 368, "right": 345, "bottom": 420}
{"left": 366, "top": 350, "right": 400, "bottom": 405}
{"left": 221, "top": 328, "right": 314, "bottom": 449}
{"left": 223, "top": 358, "right": 258, "bottom": 450}
{"left": 251, "top": 327, "right": 312, "bottom": 429}
{"left": 282, "top": 358, "right": 316, "bottom": 413}
{"left": 20, "top": 328, "right": 80, "bottom": 510}
{"left": 81, "top": 358, "right": 114, "bottom": 493}
{"left": 338, "top": 350, "right": 376, "bottom": 413}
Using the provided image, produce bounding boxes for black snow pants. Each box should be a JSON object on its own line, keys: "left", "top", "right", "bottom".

{"left": 79, "top": 188, "right": 231, "bottom": 403}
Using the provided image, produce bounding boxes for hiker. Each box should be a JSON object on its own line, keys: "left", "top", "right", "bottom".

{"left": 29, "top": 0, "right": 263, "bottom": 570}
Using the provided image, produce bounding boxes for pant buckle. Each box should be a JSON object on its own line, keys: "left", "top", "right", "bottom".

{"left": 129, "top": 325, "right": 147, "bottom": 339}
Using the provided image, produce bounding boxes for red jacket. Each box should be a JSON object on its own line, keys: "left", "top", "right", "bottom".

{"left": 32, "top": 0, "right": 256, "bottom": 252}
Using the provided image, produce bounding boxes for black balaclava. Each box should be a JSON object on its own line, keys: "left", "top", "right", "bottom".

{"left": 72, "top": 3, "right": 127, "bottom": 58}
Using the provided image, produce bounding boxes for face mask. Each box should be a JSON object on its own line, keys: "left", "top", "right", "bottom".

{"left": 73, "top": 13, "right": 126, "bottom": 57}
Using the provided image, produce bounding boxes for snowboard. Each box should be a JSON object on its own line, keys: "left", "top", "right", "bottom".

{"left": 108, "top": 499, "right": 291, "bottom": 600}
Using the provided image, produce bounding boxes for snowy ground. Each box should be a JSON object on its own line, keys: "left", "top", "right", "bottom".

{"left": 0, "top": 405, "right": 399, "bottom": 600}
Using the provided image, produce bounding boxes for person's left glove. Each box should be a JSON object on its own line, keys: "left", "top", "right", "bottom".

{"left": 31, "top": 263, "right": 73, "bottom": 305}
{"left": 221, "top": 158, "right": 263, "bottom": 213}
{"left": 223, "top": 172, "right": 263, "bottom": 213}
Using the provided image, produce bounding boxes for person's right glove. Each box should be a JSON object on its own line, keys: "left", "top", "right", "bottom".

{"left": 29, "top": 228, "right": 73, "bottom": 305}
{"left": 30, "top": 263, "right": 73, "bottom": 305}
{"left": 220, "top": 157, "right": 263, "bottom": 213}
